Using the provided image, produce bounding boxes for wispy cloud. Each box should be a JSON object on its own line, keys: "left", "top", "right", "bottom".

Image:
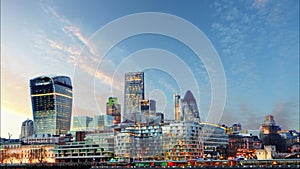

{"left": 11, "top": 3, "right": 126, "bottom": 116}
{"left": 47, "top": 39, "right": 80, "bottom": 56}
{"left": 63, "top": 25, "right": 88, "bottom": 45}
{"left": 44, "top": 5, "right": 98, "bottom": 56}
{"left": 252, "top": 0, "right": 269, "bottom": 9}
{"left": 38, "top": 4, "right": 124, "bottom": 90}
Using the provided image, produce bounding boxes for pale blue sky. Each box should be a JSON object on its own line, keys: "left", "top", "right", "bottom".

{"left": 1, "top": 0, "right": 299, "bottom": 138}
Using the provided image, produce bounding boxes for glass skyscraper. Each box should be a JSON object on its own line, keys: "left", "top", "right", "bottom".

{"left": 30, "top": 75, "right": 72, "bottom": 135}
{"left": 174, "top": 94, "right": 181, "bottom": 121}
{"left": 124, "top": 72, "right": 144, "bottom": 122}
{"left": 181, "top": 90, "right": 200, "bottom": 122}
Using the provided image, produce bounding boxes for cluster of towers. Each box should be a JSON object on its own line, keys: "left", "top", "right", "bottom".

{"left": 123, "top": 72, "right": 165, "bottom": 124}
{"left": 22, "top": 71, "right": 200, "bottom": 137}
{"left": 123, "top": 72, "right": 201, "bottom": 125}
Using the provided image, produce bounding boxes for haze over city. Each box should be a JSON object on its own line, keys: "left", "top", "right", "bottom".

{"left": 1, "top": 0, "right": 299, "bottom": 139}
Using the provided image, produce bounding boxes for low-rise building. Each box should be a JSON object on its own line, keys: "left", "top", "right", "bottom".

{"left": 53, "top": 140, "right": 114, "bottom": 163}
{"left": 162, "top": 122, "right": 203, "bottom": 161}
{"left": 114, "top": 123, "right": 163, "bottom": 160}
{"left": 85, "top": 129, "right": 115, "bottom": 153}
{"left": 0, "top": 144, "right": 55, "bottom": 164}
{"left": 228, "top": 133, "right": 262, "bottom": 159}
{"left": 199, "top": 122, "right": 228, "bottom": 159}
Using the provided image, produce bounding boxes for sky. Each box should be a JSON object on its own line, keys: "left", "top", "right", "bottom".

{"left": 1, "top": 0, "right": 299, "bottom": 138}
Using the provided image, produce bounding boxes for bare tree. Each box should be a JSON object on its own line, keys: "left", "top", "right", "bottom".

{"left": 8, "top": 133, "right": 12, "bottom": 140}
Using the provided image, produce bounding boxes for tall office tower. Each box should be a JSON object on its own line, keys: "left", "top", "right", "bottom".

{"left": 124, "top": 72, "right": 144, "bottom": 122}
{"left": 181, "top": 90, "right": 200, "bottom": 122}
{"left": 174, "top": 94, "right": 181, "bottom": 121}
{"left": 139, "top": 99, "right": 156, "bottom": 123}
{"left": 106, "top": 97, "right": 121, "bottom": 124}
{"left": 30, "top": 75, "right": 72, "bottom": 135}
{"left": 72, "top": 116, "right": 93, "bottom": 131}
{"left": 20, "top": 119, "right": 34, "bottom": 139}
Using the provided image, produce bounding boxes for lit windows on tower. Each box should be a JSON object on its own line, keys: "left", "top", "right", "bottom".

{"left": 139, "top": 99, "right": 156, "bottom": 123}
{"left": 174, "top": 94, "right": 181, "bottom": 121}
{"left": 181, "top": 90, "right": 200, "bottom": 122}
{"left": 30, "top": 75, "right": 72, "bottom": 135}
{"left": 124, "top": 72, "right": 144, "bottom": 122}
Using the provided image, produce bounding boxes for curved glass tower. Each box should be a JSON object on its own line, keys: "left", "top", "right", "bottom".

{"left": 181, "top": 90, "right": 200, "bottom": 122}
{"left": 30, "top": 75, "right": 72, "bottom": 135}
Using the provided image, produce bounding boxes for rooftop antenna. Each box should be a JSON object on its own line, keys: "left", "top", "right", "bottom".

{"left": 8, "top": 133, "right": 12, "bottom": 140}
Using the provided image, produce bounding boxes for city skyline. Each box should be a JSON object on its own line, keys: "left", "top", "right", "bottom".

{"left": 1, "top": 0, "right": 299, "bottom": 138}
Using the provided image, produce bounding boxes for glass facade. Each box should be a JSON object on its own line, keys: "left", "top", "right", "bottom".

{"left": 91, "top": 115, "right": 114, "bottom": 130}
{"left": 199, "top": 123, "right": 228, "bottom": 156}
{"left": 174, "top": 94, "right": 181, "bottom": 121}
{"left": 53, "top": 140, "right": 114, "bottom": 163}
{"left": 139, "top": 99, "right": 156, "bottom": 123}
{"left": 114, "top": 122, "right": 204, "bottom": 160}
{"left": 85, "top": 129, "right": 115, "bottom": 153}
{"left": 162, "top": 122, "right": 203, "bottom": 160}
{"left": 181, "top": 90, "right": 200, "bottom": 122}
{"left": 72, "top": 116, "right": 93, "bottom": 131}
{"left": 30, "top": 75, "right": 72, "bottom": 135}
{"left": 115, "top": 123, "right": 163, "bottom": 159}
{"left": 124, "top": 72, "right": 144, "bottom": 122}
